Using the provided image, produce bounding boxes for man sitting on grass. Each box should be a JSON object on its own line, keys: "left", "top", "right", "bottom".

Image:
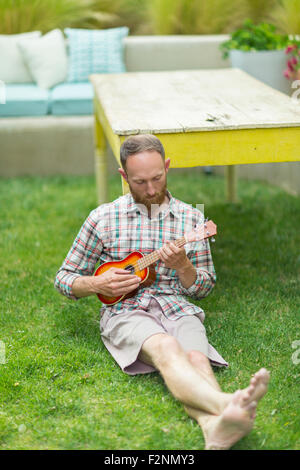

{"left": 55, "top": 134, "right": 270, "bottom": 450}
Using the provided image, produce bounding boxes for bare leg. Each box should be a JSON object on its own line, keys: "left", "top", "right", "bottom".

{"left": 139, "top": 335, "right": 270, "bottom": 450}
{"left": 184, "top": 349, "right": 230, "bottom": 447}
{"left": 184, "top": 350, "right": 270, "bottom": 449}
{"left": 183, "top": 350, "right": 222, "bottom": 432}
{"left": 186, "top": 350, "right": 222, "bottom": 391}
{"left": 139, "top": 334, "right": 231, "bottom": 416}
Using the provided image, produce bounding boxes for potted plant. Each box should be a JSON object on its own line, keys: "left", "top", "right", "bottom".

{"left": 220, "top": 19, "right": 290, "bottom": 94}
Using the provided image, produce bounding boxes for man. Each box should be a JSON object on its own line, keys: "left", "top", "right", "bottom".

{"left": 55, "top": 134, "right": 269, "bottom": 450}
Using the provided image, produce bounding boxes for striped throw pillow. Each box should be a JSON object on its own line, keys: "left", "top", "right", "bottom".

{"left": 65, "top": 27, "right": 129, "bottom": 82}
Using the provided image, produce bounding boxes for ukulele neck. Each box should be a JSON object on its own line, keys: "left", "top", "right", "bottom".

{"left": 137, "top": 237, "right": 186, "bottom": 271}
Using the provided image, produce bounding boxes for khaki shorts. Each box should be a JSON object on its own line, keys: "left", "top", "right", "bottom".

{"left": 100, "top": 297, "right": 228, "bottom": 375}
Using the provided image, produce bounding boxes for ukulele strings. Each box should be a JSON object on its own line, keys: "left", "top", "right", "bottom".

{"left": 125, "top": 222, "right": 210, "bottom": 273}
{"left": 129, "top": 237, "right": 186, "bottom": 272}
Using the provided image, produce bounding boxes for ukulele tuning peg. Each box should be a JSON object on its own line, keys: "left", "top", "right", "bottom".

{"left": 211, "top": 237, "right": 215, "bottom": 243}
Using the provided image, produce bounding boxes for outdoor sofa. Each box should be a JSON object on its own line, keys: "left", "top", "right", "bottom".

{"left": 0, "top": 28, "right": 298, "bottom": 195}
{"left": 0, "top": 29, "right": 230, "bottom": 177}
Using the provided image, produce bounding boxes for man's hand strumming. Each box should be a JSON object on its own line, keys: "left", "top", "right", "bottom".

{"left": 93, "top": 268, "right": 141, "bottom": 297}
{"left": 72, "top": 268, "right": 140, "bottom": 299}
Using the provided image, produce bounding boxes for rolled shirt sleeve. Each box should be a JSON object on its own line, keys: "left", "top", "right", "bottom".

{"left": 54, "top": 209, "right": 103, "bottom": 300}
{"left": 179, "top": 239, "right": 216, "bottom": 299}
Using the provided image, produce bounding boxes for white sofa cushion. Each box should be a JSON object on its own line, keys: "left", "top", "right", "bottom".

{"left": 17, "top": 29, "right": 68, "bottom": 89}
{"left": 0, "top": 31, "right": 41, "bottom": 83}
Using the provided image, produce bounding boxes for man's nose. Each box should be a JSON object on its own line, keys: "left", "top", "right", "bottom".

{"left": 146, "top": 183, "right": 156, "bottom": 196}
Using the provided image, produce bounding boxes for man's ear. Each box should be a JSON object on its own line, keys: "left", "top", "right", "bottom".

{"left": 118, "top": 167, "right": 128, "bottom": 183}
{"left": 165, "top": 158, "right": 171, "bottom": 173}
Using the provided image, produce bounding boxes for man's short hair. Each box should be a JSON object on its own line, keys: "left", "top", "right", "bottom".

{"left": 120, "top": 134, "right": 165, "bottom": 170}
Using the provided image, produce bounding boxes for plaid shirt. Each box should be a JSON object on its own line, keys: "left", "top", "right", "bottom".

{"left": 54, "top": 191, "right": 216, "bottom": 321}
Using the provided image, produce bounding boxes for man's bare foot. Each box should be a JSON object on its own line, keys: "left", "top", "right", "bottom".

{"left": 203, "top": 390, "right": 257, "bottom": 450}
{"left": 184, "top": 368, "right": 270, "bottom": 449}
{"left": 235, "top": 368, "right": 270, "bottom": 411}
{"left": 225, "top": 368, "right": 270, "bottom": 411}
{"left": 215, "top": 367, "right": 270, "bottom": 414}
{"left": 247, "top": 368, "right": 270, "bottom": 403}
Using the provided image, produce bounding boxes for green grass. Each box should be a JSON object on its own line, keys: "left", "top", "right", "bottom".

{"left": 0, "top": 172, "right": 299, "bottom": 450}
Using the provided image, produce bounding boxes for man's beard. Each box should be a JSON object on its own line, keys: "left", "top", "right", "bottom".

{"left": 129, "top": 179, "right": 167, "bottom": 213}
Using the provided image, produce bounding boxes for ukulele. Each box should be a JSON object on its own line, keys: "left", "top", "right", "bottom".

{"left": 94, "top": 220, "right": 217, "bottom": 306}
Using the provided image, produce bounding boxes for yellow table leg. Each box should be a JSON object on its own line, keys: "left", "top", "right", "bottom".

{"left": 94, "top": 114, "right": 108, "bottom": 205}
{"left": 225, "top": 165, "right": 238, "bottom": 203}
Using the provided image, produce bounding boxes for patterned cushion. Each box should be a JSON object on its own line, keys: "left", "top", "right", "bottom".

{"left": 64, "top": 27, "right": 129, "bottom": 82}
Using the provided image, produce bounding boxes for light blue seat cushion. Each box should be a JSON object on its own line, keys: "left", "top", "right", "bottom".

{"left": 0, "top": 84, "right": 49, "bottom": 117}
{"left": 64, "top": 27, "right": 129, "bottom": 82}
{"left": 50, "top": 82, "right": 93, "bottom": 115}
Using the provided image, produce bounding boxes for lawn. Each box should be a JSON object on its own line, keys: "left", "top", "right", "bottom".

{"left": 0, "top": 171, "right": 299, "bottom": 450}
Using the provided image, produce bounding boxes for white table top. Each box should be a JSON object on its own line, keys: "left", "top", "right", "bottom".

{"left": 90, "top": 68, "right": 300, "bottom": 135}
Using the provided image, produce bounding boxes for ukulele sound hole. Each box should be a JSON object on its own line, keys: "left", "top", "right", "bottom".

{"left": 125, "top": 264, "right": 135, "bottom": 274}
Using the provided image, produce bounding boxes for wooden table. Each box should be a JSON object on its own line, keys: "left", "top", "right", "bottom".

{"left": 90, "top": 68, "right": 300, "bottom": 204}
